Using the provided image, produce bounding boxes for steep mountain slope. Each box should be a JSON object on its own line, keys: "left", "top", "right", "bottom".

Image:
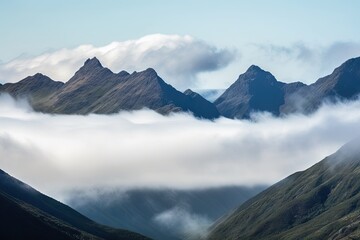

{"left": 183, "top": 89, "right": 220, "bottom": 118}
{"left": 0, "top": 73, "right": 64, "bottom": 107}
{"left": 83, "top": 68, "right": 220, "bottom": 118}
{"left": 68, "top": 186, "right": 265, "bottom": 240}
{"left": 208, "top": 139, "right": 360, "bottom": 240}
{"left": 0, "top": 169, "right": 150, "bottom": 240}
{"left": 2, "top": 57, "right": 219, "bottom": 119}
{"left": 216, "top": 57, "right": 360, "bottom": 119}
{"left": 0, "top": 192, "right": 100, "bottom": 240}
{"left": 38, "top": 58, "right": 123, "bottom": 114}
{"left": 282, "top": 57, "right": 360, "bottom": 114}
{"left": 214, "top": 65, "right": 292, "bottom": 118}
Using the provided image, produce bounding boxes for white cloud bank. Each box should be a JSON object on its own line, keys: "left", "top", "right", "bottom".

{"left": 0, "top": 34, "right": 235, "bottom": 89}
{"left": 0, "top": 94, "right": 360, "bottom": 200}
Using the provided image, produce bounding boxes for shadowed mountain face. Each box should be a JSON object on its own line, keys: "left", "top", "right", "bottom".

{"left": 282, "top": 57, "right": 360, "bottom": 114}
{"left": 0, "top": 73, "right": 64, "bottom": 107}
{"left": 214, "top": 65, "right": 288, "bottom": 119}
{"left": 215, "top": 57, "right": 360, "bottom": 119}
{"left": 0, "top": 57, "right": 219, "bottom": 119}
{"left": 68, "top": 186, "right": 265, "bottom": 240}
{"left": 0, "top": 169, "right": 150, "bottom": 240}
{"left": 208, "top": 139, "right": 360, "bottom": 240}
{"left": 2, "top": 56, "right": 360, "bottom": 119}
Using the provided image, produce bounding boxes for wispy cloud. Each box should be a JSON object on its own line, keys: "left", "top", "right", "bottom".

{"left": 0, "top": 94, "right": 360, "bottom": 201}
{"left": 153, "top": 206, "right": 211, "bottom": 239}
{"left": 244, "top": 41, "right": 360, "bottom": 83}
{"left": 0, "top": 34, "right": 235, "bottom": 89}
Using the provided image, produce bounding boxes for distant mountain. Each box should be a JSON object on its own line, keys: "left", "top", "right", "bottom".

{"left": 0, "top": 57, "right": 219, "bottom": 119}
{"left": 282, "top": 57, "right": 360, "bottom": 114}
{"left": 2, "top": 56, "right": 360, "bottom": 119}
{"left": 0, "top": 169, "right": 150, "bottom": 240}
{"left": 215, "top": 57, "right": 360, "bottom": 119}
{"left": 208, "top": 139, "right": 360, "bottom": 240}
{"left": 68, "top": 186, "right": 265, "bottom": 240}
{"left": 0, "top": 73, "right": 64, "bottom": 107}
{"left": 214, "top": 65, "right": 289, "bottom": 118}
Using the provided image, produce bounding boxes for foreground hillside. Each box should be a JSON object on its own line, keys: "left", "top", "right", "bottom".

{"left": 208, "top": 139, "right": 360, "bottom": 240}
{"left": 0, "top": 169, "right": 150, "bottom": 240}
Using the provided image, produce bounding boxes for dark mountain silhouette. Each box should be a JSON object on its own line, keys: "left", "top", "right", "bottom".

{"left": 215, "top": 57, "right": 360, "bottom": 118}
{"left": 0, "top": 73, "right": 64, "bottom": 107}
{"left": 68, "top": 186, "right": 265, "bottom": 240}
{"left": 0, "top": 57, "right": 219, "bottom": 119}
{"left": 0, "top": 169, "right": 150, "bottom": 240}
{"left": 208, "top": 139, "right": 360, "bottom": 240}
{"left": 214, "top": 65, "right": 288, "bottom": 118}
{"left": 2, "top": 56, "right": 360, "bottom": 119}
{"left": 282, "top": 57, "right": 360, "bottom": 114}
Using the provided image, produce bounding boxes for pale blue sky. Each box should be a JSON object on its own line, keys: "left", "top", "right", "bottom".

{"left": 1, "top": 0, "right": 359, "bottom": 62}
{"left": 1, "top": 0, "right": 360, "bottom": 87}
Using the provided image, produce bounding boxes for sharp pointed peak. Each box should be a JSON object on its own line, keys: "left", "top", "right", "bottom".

{"left": 242, "top": 64, "right": 275, "bottom": 78}
{"left": 234, "top": 64, "right": 277, "bottom": 84}
{"left": 135, "top": 68, "right": 158, "bottom": 78}
{"left": 184, "top": 89, "right": 195, "bottom": 94}
{"left": 246, "top": 65, "right": 265, "bottom": 73}
{"left": 144, "top": 68, "right": 157, "bottom": 75}
{"left": 33, "top": 73, "right": 44, "bottom": 77}
{"left": 84, "top": 57, "right": 103, "bottom": 68}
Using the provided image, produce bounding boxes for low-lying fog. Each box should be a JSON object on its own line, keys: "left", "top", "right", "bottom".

{"left": 0, "top": 93, "right": 359, "bottom": 201}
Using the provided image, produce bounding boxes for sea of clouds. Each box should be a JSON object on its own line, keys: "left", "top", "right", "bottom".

{"left": 1, "top": 93, "right": 359, "bottom": 201}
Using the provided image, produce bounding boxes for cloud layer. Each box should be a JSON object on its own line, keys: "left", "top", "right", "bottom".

{"left": 0, "top": 34, "right": 235, "bottom": 89}
{"left": 245, "top": 41, "right": 360, "bottom": 83}
{"left": 1, "top": 94, "right": 360, "bottom": 201}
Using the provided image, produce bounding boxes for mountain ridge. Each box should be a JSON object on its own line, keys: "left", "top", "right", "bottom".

{"left": 207, "top": 138, "right": 360, "bottom": 240}
{"left": 0, "top": 168, "right": 150, "bottom": 240}
{"left": 0, "top": 57, "right": 220, "bottom": 119}
{"left": 215, "top": 56, "right": 360, "bottom": 118}
{"left": 1, "top": 56, "right": 360, "bottom": 119}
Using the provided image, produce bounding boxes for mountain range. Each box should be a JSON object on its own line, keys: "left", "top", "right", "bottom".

{"left": 215, "top": 57, "right": 360, "bottom": 118}
{"left": 0, "top": 168, "right": 151, "bottom": 239}
{"left": 2, "top": 56, "right": 360, "bottom": 239}
{"left": 0, "top": 57, "right": 219, "bottom": 119}
{"left": 207, "top": 138, "right": 360, "bottom": 240}
{"left": 1, "top": 56, "right": 360, "bottom": 119}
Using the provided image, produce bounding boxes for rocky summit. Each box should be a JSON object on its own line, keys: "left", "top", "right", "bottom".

{"left": 0, "top": 57, "right": 220, "bottom": 119}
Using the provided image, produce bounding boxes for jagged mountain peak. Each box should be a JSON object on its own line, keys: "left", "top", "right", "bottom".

{"left": 240, "top": 65, "right": 277, "bottom": 83}
{"left": 137, "top": 68, "right": 158, "bottom": 78}
{"left": 32, "top": 72, "right": 46, "bottom": 78}
{"left": 183, "top": 89, "right": 195, "bottom": 95}
{"left": 246, "top": 64, "right": 264, "bottom": 72}
{"left": 83, "top": 57, "right": 103, "bottom": 68}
